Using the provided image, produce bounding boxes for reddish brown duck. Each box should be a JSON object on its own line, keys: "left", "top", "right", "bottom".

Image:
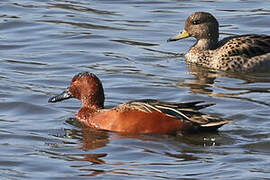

{"left": 49, "top": 72, "right": 232, "bottom": 134}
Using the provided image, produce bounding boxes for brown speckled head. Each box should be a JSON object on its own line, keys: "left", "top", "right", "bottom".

{"left": 185, "top": 12, "right": 219, "bottom": 40}
{"left": 168, "top": 12, "right": 219, "bottom": 44}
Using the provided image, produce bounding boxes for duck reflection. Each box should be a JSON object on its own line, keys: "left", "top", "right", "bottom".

{"left": 65, "top": 118, "right": 109, "bottom": 164}
{"left": 80, "top": 127, "right": 109, "bottom": 152}
{"left": 179, "top": 64, "right": 217, "bottom": 94}
{"left": 63, "top": 117, "right": 235, "bottom": 177}
{"left": 179, "top": 63, "right": 270, "bottom": 107}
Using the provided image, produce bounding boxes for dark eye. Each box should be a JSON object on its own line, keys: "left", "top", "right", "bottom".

{"left": 192, "top": 20, "right": 201, "bottom": 25}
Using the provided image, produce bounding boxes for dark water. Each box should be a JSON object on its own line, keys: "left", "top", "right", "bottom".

{"left": 1, "top": 0, "right": 270, "bottom": 179}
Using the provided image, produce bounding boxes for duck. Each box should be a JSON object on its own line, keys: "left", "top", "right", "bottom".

{"left": 48, "top": 72, "right": 232, "bottom": 134}
{"left": 168, "top": 11, "right": 270, "bottom": 72}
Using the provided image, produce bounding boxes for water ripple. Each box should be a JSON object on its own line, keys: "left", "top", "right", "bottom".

{"left": 1, "top": 0, "right": 270, "bottom": 179}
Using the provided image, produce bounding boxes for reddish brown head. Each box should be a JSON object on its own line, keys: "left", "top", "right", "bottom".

{"left": 48, "top": 72, "right": 105, "bottom": 109}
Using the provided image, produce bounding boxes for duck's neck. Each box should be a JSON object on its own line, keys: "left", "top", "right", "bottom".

{"left": 81, "top": 93, "right": 105, "bottom": 111}
{"left": 76, "top": 104, "right": 100, "bottom": 123}
{"left": 193, "top": 38, "right": 218, "bottom": 51}
{"left": 80, "top": 100, "right": 104, "bottom": 114}
{"left": 85, "top": 104, "right": 102, "bottom": 111}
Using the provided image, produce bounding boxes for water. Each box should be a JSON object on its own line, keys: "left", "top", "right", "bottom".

{"left": 1, "top": 0, "right": 270, "bottom": 179}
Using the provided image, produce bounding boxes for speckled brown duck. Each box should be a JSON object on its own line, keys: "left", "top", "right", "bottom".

{"left": 168, "top": 12, "right": 270, "bottom": 72}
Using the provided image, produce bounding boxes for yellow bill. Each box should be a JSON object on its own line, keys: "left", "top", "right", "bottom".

{"left": 167, "top": 29, "right": 190, "bottom": 42}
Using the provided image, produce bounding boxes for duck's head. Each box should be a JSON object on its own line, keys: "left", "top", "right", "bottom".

{"left": 48, "top": 72, "right": 105, "bottom": 109}
{"left": 168, "top": 12, "right": 219, "bottom": 42}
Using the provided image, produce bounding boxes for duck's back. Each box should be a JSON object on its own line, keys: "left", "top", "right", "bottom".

{"left": 76, "top": 99, "right": 231, "bottom": 134}
{"left": 212, "top": 34, "right": 270, "bottom": 72}
{"left": 217, "top": 34, "right": 270, "bottom": 57}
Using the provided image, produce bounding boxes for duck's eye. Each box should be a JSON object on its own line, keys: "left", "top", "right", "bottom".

{"left": 192, "top": 20, "right": 201, "bottom": 25}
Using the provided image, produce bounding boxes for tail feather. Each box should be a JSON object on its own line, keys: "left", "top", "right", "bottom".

{"left": 200, "top": 120, "right": 233, "bottom": 127}
{"left": 128, "top": 99, "right": 233, "bottom": 131}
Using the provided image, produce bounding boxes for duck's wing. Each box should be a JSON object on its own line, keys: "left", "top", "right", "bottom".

{"left": 215, "top": 34, "right": 270, "bottom": 72}
{"left": 126, "top": 99, "right": 232, "bottom": 131}
{"left": 218, "top": 34, "right": 270, "bottom": 58}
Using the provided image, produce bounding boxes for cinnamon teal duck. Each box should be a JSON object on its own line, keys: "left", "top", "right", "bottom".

{"left": 48, "top": 72, "right": 232, "bottom": 134}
